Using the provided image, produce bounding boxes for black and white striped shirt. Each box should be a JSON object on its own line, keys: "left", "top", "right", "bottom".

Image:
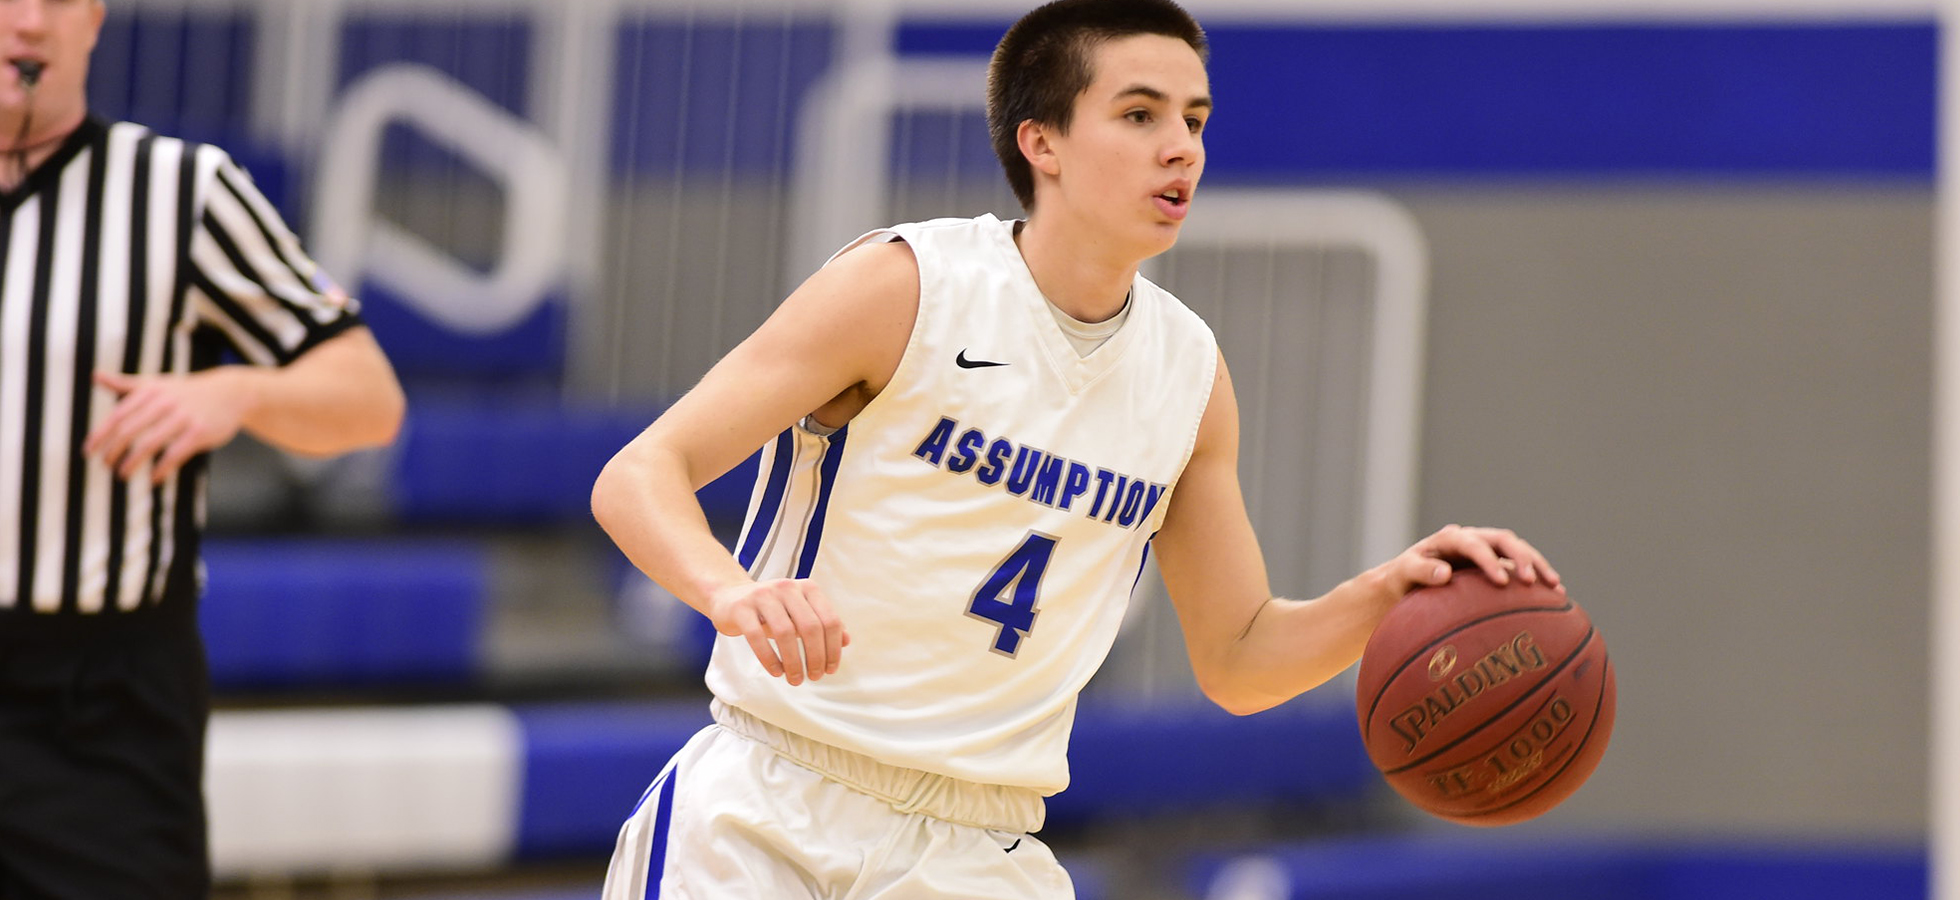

{"left": 0, "top": 116, "right": 362, "bottom": 619}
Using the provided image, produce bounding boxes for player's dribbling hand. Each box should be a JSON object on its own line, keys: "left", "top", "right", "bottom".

{"left": 707, "top": 578, "right": 850, "bottom": 685}
{"left": 1381, "top": 524, "right": 1563, "bottom": 597}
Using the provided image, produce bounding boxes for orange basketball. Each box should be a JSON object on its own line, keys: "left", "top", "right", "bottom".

{"left": 1355, "top": 569, "right": 1615, "bottom": 826}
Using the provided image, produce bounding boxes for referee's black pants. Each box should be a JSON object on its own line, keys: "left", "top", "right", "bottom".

{"left": 0, "top": 603, "right": 210, "bottom": 900}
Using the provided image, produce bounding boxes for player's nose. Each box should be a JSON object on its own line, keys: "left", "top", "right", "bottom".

{"left": 1160, "top": 128, "right": 1200, "bottom": 169}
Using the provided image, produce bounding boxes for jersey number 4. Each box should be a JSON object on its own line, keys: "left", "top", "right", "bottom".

{"left": 966, "top": 532, "right": 1058, "bottom": 657}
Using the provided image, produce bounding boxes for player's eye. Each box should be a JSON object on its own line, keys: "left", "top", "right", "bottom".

{"left": 1185, "top": 117, "right": 1205, "bottom": 134}
{"left": 1125, "top": 109, "right": 1151, "bottom": 124}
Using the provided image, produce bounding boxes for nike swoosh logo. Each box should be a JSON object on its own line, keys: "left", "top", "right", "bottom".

{"left": 956, "top": 350, "right": 1008, "bottom": 369}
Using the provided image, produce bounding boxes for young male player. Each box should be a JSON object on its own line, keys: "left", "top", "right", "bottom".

{"left": 593, "top": 1, "right": 1560, "bottom": 896}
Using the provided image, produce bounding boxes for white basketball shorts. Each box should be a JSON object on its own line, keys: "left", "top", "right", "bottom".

{"left": 602, "top": 701, "right": 1075, "bottom": 900}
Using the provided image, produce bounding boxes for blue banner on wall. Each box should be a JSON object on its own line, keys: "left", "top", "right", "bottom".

{"left": 898, "top": 21, "right": 1936, "bottom": 180}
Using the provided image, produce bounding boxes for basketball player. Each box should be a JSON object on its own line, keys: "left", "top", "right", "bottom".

{"left": 592, "top": 1, "right": 1560, "bottom": 896}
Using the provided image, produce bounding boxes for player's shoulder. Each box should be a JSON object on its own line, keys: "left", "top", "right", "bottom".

{"left": 1134, "top": 271, "right": 1216, "bottom": 339}
{"left": 903, "top": 214, "right": 1002, "bottom": 233}
{"left": 882, "top": 213, "right": 1014, "bottom": 253}
{"left": 824, "top": 232, "right": 920, "bottom": 286}
{"left": 802, "top": 235, "right": 922, "bottom": 332}
{"left": 826, "top": 213, "right": 1010, "bottom": 279}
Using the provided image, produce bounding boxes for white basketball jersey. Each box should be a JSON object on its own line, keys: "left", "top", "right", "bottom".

{"left": 707, "top": 214, "right": 1218, "bottom": 793}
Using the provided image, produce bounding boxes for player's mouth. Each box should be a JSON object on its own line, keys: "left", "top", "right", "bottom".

{"left": 1153, "top": 183, "right": 1192, "bottom": 221}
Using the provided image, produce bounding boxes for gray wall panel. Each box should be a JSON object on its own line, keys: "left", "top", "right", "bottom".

{"left": 1401, "top": 186, "right": 1931, "bottom": 836}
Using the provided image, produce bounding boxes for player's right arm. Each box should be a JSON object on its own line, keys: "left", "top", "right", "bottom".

{"left": 592, "top": 239, "right": 919, "bottom": 685}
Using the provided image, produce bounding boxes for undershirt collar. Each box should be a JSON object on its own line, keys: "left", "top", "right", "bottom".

{"left": 1046, "top": 291, "right": 1131, "bottom": 358}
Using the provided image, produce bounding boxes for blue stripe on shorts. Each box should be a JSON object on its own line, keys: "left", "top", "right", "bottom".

{"left": 644, "top": 768, "right": 677, "bottom": 899}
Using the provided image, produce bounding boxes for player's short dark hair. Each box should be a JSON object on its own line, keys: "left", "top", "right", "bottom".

{"left": 987, "top": 0, "right": 1208, "bottom": 210}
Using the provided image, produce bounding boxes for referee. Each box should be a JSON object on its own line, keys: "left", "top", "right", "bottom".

{"left": 0, "top": 2, "right": 405, "bottom": 898}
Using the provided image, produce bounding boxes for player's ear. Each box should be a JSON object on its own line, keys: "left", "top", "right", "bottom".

{"left": 1017, "top": 119, "right": 1062, "bottom": 178}
{"left": 86, "top": 0, "right": 108, "bottom": 49}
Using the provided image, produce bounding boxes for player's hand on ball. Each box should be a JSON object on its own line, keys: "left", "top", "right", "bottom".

{"left": 708, "top": 578, "right": 850, "bottom": 685}
{"left": 1384, "top": 524, "right": 1563, "bottom": 596}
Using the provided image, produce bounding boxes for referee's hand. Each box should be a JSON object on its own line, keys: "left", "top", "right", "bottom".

{"left": 83, "top": 370, "right": 252, "bottom": 485}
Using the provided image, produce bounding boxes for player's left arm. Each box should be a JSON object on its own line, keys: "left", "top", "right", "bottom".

{"left": 85, "top": 326, "right": 404, "bottom": 484}
{"left": 1152, "top": 352, "right": 1561, "bottom": 716}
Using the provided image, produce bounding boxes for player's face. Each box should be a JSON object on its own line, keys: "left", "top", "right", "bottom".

{"left": 0, "top": 0, "right": 103, "bottom": 113}
{"left": 1046, "top": 34, "right": 1210, "bottom": 259}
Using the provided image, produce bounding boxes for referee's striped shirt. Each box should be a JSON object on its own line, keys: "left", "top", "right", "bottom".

{"left": 0, "top": 116, "right": 362, "bottom": 620}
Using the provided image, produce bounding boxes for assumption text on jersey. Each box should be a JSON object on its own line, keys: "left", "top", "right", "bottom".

{"left": 911, "top": 416, "right": 1168, "bottom": 529}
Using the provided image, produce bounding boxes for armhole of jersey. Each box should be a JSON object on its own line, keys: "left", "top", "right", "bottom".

{"left": 860, "top": 233, "right": 932, "bottom": 427}
{"left": 1155, "top": 322, "right": 1221, "bottom": 534}
{"left": 1185, "top": 342, "right": 1222, "bottom": 473}
{"left": 816, "top": 229, "right": 931, "bottom": 431}
{"left": 822, "top": 228, "right": 904, "bottom": 266}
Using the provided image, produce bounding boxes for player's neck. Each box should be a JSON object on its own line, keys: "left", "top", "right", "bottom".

{"left": 1013, "top": 214, "right": 1138, "bottom": 324}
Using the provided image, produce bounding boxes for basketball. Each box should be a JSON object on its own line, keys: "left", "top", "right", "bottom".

{"left": 1355, "top": 568, "right": 1615, "bottom": 826}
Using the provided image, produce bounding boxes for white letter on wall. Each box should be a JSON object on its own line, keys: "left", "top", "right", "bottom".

{"left": 313, "top": 64, "right": 568, "bottom": 336}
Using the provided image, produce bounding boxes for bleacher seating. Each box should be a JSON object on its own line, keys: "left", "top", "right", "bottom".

{"left": 387, "top": 394, "right": 754, "bottom": 526}
{"left": 201, "top": 395, "right": 759, "bottom": 692}
{"left": 1049, "top": 700, "right": 1372, "bottom": 827}
{"left": 202, "top": 538, "right": 488, "bottom": 690}
{"left": 1186, "top": 833, "right": 1928, "bottom": 900}
{"left": 508, "top": 702, "right": 711, "bottom": 859}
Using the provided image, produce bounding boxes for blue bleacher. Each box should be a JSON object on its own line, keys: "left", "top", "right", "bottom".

{"left": 1646, "top": 843, "right": 1928, "bottom": 900}
{"left": 511, "top": 702, "right": 712, "bottom": 859}
{"left": 202, "top": 538, "right": 488, "bottom": 689}
{"left": 198, "top": 397, "right": 757, "bottom": 691}
{"left": 390, "top": 394, "right": 756, "bottom": 526}
{"left": 1051, "top": 699, "right": 1373, "bottom": 827}
{"left": 1185, "top": 833, "right": 1929, "bottom": 900}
